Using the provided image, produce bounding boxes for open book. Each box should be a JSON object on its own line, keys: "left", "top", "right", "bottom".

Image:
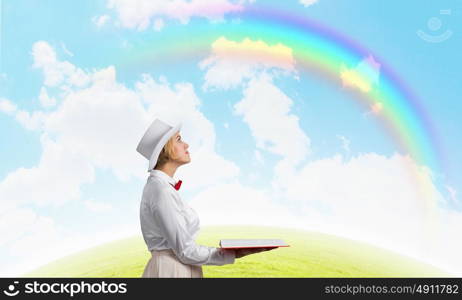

{"left": 219, "top": 239, "right": 289, "bottom": 249}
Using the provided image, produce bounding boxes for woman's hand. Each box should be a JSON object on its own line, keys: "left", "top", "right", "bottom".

{"left": 234, "top": 247, "right": 276, "bottom": 259}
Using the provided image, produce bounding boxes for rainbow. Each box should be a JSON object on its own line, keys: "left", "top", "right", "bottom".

{"left": 118, "top": 5, "right": 445, "bottom": 239}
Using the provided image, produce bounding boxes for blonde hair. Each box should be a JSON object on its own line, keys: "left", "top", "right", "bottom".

{"left": 154, "top": 135, "right": 179, "bottom": 170}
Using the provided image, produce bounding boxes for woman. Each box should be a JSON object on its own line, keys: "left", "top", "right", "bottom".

{"left": 136, "top": 118, "right": 270, "bottom": 278}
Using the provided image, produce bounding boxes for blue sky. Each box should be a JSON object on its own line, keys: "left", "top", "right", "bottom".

{"left": 0, "top": 0, "right": 461, "bottom": 276}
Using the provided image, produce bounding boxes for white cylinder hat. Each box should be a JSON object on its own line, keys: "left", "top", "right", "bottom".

{"left": 136, "top": 118, "right": 182, "bottom": 171}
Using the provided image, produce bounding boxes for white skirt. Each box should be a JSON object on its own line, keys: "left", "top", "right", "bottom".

{"left": 142, "top": 249, "right": 203, "bottom": 278}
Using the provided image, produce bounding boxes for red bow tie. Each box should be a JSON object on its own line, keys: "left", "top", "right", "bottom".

{"left": 170, "top": 180, "right": 182, "bottom": 191}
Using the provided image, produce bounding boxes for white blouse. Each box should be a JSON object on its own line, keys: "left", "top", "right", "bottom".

{"left": 140, "top": 169, "right": 235, "bottom": 266}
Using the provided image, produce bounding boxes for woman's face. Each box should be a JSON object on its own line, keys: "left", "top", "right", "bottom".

{"left": 171, "top": 131, "right": 190, "bottom": 165}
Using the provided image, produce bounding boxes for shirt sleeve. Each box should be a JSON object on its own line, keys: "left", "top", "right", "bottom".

{"left": 150, "top": 187, "right": 235, "bottom": 266}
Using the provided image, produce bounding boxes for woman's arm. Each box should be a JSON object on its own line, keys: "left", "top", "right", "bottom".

{"left": 150, "top": 187, "right": 235, "bottom": 266}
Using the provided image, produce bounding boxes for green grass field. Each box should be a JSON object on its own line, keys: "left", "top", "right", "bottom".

{"left": 21, "top": 225, "right": 449, "bottom": 277}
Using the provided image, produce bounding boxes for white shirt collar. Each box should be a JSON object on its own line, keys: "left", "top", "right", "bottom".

{"left": 150, "top": 169, "right": 178, "bottom": 186}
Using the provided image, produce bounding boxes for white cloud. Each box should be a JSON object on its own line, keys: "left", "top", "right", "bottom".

{"left": 153, "top": 18, "right": 164, "bottom": 31}
{"left": 0, "top": 98, "right": 17, "bottom": 115}
{"left": 16, "top": 65, "right": 154, "bottom": 181}
{"left": 179, "top": 147, "right": 240, "bottom": 189}
{"left": 43, "top": 66, "right": 149, "bottom": 182}
{"left": 92, "top": 14, "right": 111, "bottom": 27}
{"left": 61, "top": 43, "right": 74, "bottom": 57}
{"left": 434, "top": 207, "right": 462, "bottom": 275}
{"left": 254, "top": 149, "right": 264, "bottom": 165}
{"left": 0, "top": 206, "right": 139, "bottom": 276}
{"left": 84, "top": 199, "right": 113, "bottom": 213}
{"left": 234, "top": 73, "right": 310, "bottom": 165}
{"left": 1, "top": 97, "right": 49, "bottom": 130}
{"left": 271, "top": 151, "right": 462, "bottom": 275}
{"left": 190, "top": 182, "right": 308, "bottom": 228}
{"left": 247, "top": 171, "right": 259, "bottom": 182}
{"left": 6, "top": 41, "right": 241, "bottom": 199}
{"left": 231, "top": 74, "right": 311, "bottom": 193}
{"left": 134, "top": 74, "right": 240, "bottom": 188}
{"left": 32, "top": 41, "right": 91, "bottom": 89}
{"left": 283, "top": 153, "right": 432, "bottom": 219}
{"left": 104, "top": 0, "right": 247, "bottom": 31}
{"left": 0, "top": 207, "right": 37, "bottom": 248}
{"left": 39, "top": 87, "right": 57, "bottom": 107}
{"left": 300, "top": 0, "right": 318, "bottom": 7}
{"left": 121, "top": 40, "right": 133, "bottom": 50}
{"left": 7, "top": 213, "right": 58, "bottom": 258}
{"left": 0, "top": 134, "right": 95, "bottom": 212}
{"left": 15, "top": 110, "right": 47, "bottom": 131}
{"left": 445, "top": 185, "right": 459, "bottom": 206}
{"left": 200, "top": 37, "right": 297, "bottom": 91}
{"left": 336, "top": 134, "right": 350, "bottom": 152}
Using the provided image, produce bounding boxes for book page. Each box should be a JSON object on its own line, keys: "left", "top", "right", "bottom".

{"left": 220, "top": 239, "right": 288, "bottom": 248}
